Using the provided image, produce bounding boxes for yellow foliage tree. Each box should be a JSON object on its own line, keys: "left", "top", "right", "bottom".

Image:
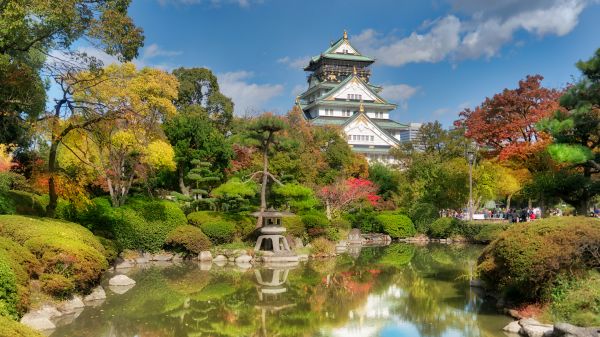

{"left": 57, "top": 63, "right": 179, "bottom": 206}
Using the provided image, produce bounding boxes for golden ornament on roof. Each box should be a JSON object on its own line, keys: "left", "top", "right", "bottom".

{"left": 343, "top": 30, "right": 348, "bottom": 40}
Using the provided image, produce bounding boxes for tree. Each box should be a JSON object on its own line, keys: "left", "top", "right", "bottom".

{"left": 0, "top": 0, "right": 144, "bottom": 150}
{"left": 172, "top": 67, "right": 234, "bottom": 132}
{"left": 246, "top": 114, "right": 287, "bottom": 226}
{"left": 163, "top": 106, "right": 232, "bottom": 195}
{"left": 318, "top": 178, "right": 380, "bottom": 220}
{"left": 368, "top": 163, "right": 401, "bottom": 201}
{"left": 64, "top": 63, "right": 179, "bottom": 206}
{"left": 456, "top": 75, "right": 562, "bottom": 162}
{"left": 186, "top": 159, "right": 220, "bottom": 210}
{"left": 539, "top": 48, "right": 600, "bottom": 213}
{"left": 211, "top": 178, "right": 257, "bottom": 212}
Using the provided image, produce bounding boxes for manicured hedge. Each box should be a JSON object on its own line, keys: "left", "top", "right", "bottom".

{"left": 165, "top": 225, "right": 212, "bottom": 255}
{"left": 187, "top": 211, "right": 223, "bottom": 227}
{"left": 0, "top": 215, "right": 108, "bottom": 297}
{"left": 376, "top": 212, "right": 416, "bottom": 239}
{"left": 301, "top": 211, "right": 329, "bottom": 238}
{"left": 4, "top": 191, "right": 45, "bottom": 217}
{"left": 78, "top": 197, "right": 187, "bottom": 252}
{"left": 548, "top": 271, "right": 600, "bottom": 326}
{"left": 478, "top": 217, "right": 600, "bottom": 302}
{"left": 200, "top": 221, "right": 236, "bottom": 244}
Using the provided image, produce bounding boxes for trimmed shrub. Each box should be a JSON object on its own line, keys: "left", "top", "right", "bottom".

{"left": 187, "top": 211, "right": 222, "bottom": 227}
{"left": 377, "top": 212, "right": 416, "bottom": 239}
{"left": 165, "top": 225, "right": 212, "bottom": 255}
{"left": 301, "top": 211, "right": 329, "bottom": 238}
{"left": 200, "top": 221, "right": 236, "bottom": 244}
{"left": 427, "top": 217, "right": 460, "bottom": 238}
{"left": 0, "top": 256, "right": 18, "bottom": 319}
{"left": 40, "top": 273, "right": 74, "bottom": 298}
{"left": 310, "top": 237, "right": 335, "bottom": 255}
{"left": 548, "top": 271, "right": 600, "bottom": 326}
{"left": 0, "top": 315, "right": 45, "bottom": 337}
{"left": 471, "top": 223, "right": 510, "bottom": 243}
{"left": 345, "top": 208, "right": 382, "bottom": 233}
{"left": 0, "top": 215, "right": 108, "bottom": 296}
{"left": 478, "top": 217, "right": 600, "bottom": 302}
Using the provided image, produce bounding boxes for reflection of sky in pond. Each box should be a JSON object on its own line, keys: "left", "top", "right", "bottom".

{"left": 51, "top": 244, "right": 511, "bottom": 337}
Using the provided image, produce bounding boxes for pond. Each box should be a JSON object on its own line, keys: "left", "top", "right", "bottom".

{"left": 52, "top": 244, "right": 511, "bottom": 337}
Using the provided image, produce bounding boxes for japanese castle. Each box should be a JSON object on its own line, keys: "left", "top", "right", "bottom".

{"left": 296, "top": 31, "right": 417, "bottom": 163}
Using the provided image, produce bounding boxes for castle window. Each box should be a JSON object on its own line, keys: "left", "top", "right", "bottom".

{"left": 370, "top": 136, "right": 374, "bottom": 141}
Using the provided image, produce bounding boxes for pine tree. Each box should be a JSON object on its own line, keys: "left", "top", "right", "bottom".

{"left": 187, "top": 159, "right": 221, "bottom": 210}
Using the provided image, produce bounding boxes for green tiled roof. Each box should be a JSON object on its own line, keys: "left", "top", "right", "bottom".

{"left": 310, "top": 117, "right": 347, "bottom": 126}
{"left": 375, "top": 119, "right": 408, "bottom": 129}
{"left": 311, "top": 53, "right": 374, "bottom": 63}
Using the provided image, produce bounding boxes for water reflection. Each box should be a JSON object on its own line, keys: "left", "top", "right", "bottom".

{"left": 51, "top": 244, "right": 511, "bottom": 337}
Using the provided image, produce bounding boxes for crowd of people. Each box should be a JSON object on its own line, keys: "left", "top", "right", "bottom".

{"left": 439, "top": 207, "right": 543, "bottom": 222}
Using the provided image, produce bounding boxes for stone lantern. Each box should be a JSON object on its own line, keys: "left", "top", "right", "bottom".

{"left": 252, "top": 208, "right": 298, "bottom": 263}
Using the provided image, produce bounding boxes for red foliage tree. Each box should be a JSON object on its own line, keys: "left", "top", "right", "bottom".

{"left": 318, "top": 177, "right": 380, "bottom": 219}
{"left": 455, "top": 75, "right": 562, "bottom": 161}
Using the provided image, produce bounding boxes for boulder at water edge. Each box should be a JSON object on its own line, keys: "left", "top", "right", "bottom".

{"left": 109, "top": 274, "right": 136, "bottom": 286}
{"left": 84, "top": 286, "right": 106, "bottom": 302}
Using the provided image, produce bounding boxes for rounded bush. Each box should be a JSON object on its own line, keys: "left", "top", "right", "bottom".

{"left": 0, "top": 215, "right": 108, "bottom": 296}
{"left": 40, "top": 273, "right": 74, "bottom": 298}
{"left": 200, "top": 221, "right": 236, "bottom": 244}
{"left": 478, "top": 217, "right": 600, "bottom": 302}
{"left": 377, "top": 213, "right": 416, "bottom": 238}
{"left": 301, "top": 211, "right": 329, "bottom": 238}
{"left": 111, "top": 200, "right": 187, "bottom": 253}
{"left": 165, "top": 225, "right": 212, "bottom": 255}
{"left": 427, "top": 217, "right": 461, "bottom": 238}
{"left": 345, "top": 208, "right": 382, "bottom": 233}
{"left": 187, "top": 211, "right": 222, "bottom": 227}
{"left": 96, "top": 236, "right": 118, "bottom": 263}
{"left": 548, "top": 271, "right": 600, "bottom": 326}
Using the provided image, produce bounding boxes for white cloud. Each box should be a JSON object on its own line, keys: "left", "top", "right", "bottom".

{"left": 277, "top": 56, "right": 310, "bottom": 69}
{"left": 352, "top": 0, "right": 590, "bottom": 66}
{"left": 217, "top": 71, "right": 284, "bottom": 115}
{"left": 354, "top": 16, "right": 461, "bottom": 67}
{"left": 380, "top": 84, "right": 420, "bottom": 109}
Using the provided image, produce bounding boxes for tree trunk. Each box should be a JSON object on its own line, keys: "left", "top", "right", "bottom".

{"left": 46, "top": 139, "right": 59, "bottom": 218}
{"left": 506, "top": 194, "right": 512, "bottom": 212}
{"left": 178, "top": 167, "right": 189, "bottom": 196}
{"left": 325, "top": 200, "right": 332, "bottom": 220}
{"left": 257, "top": 145, "right": 269, "bottom": 228}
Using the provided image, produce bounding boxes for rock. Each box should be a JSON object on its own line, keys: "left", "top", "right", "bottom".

{"left": 115, "top": 260, "right": 134, "bottom": 269}
{"left": 151, "top": 252, "right": 174, "bottom": 261}
{"left": 235, "top": 254, "right": 252, "bottom": 263}
{"left": 213, "top": 254, "right": 227, "bottom": 262}
{"left": 293, "top": 237, "right": 304, "bottom": 248}
{"left": 20, "top": 314, "right": 56, "bottom": 331}
{"left": 213, "top": 259, "right": 227, "bottom": 267}
{"left": 108, "top": 284, "right": 135, "bottom": 295}
{"left": 236, "top": 261, "right": 252, "bottom": 270}
{"left": 554, "top": 322, "right": 600, "bottom": 337}
{"left": 109, "top": 274, "right": 136, "bottom": 286}
{"left": 199, "top": 261, "right": 212, "bottom": 271}
{"left": 57, "top": 295, "right": 85, "bottom": 313}
{"left": 520, "top": 318, "right": 554, "bottom": 337}
{"left": 503, "top": 321, "right": 523, "bottom": 334}
{"left": 297, "top": 254, "right": 309, "bottom": 261}
{"left": 83, "top": 286, "right": 106, "bottom": 302}
{"left": 199, "top": 251, "right": 213, "bottom": 261}
{"left": 507, "top": 308, "right": 524, "bottom": 319}
{"left": 172, "top": 253, "right": 183, "bottom": 262}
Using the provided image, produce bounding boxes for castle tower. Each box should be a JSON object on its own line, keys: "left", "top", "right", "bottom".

{"left": 296, "top": 31, "right": 408, "bottom": 164}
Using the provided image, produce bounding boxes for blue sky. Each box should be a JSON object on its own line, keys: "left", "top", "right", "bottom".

{"left": 91, "top": 0, "right": 600, "bottom": 126}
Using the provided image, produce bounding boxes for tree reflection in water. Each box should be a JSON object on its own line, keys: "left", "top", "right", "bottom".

{"left": 52, "top": 244, "right": 511, "bottom": 337}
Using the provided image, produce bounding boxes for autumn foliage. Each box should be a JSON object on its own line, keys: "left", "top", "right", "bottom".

{"left": 456, "top": 75, "right": 562, "bottom": 160}
{"left": 318, "top": 177, "right": 380, "bottom": 219}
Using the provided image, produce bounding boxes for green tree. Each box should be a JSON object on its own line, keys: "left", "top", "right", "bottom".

{"left": 164, "top": 106, "right": 232, "bottom": 195}
{"left": 246, "top": 114, "right": 287, "bottom": 226}
{"left": 172, "top": 67, "right": 234, "bottom": 132}
{"left": 540, "top": 48, "right": 600, "bottom": 214}
{"left": 187, "top": 159, "right": 220, "bottom": 210}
